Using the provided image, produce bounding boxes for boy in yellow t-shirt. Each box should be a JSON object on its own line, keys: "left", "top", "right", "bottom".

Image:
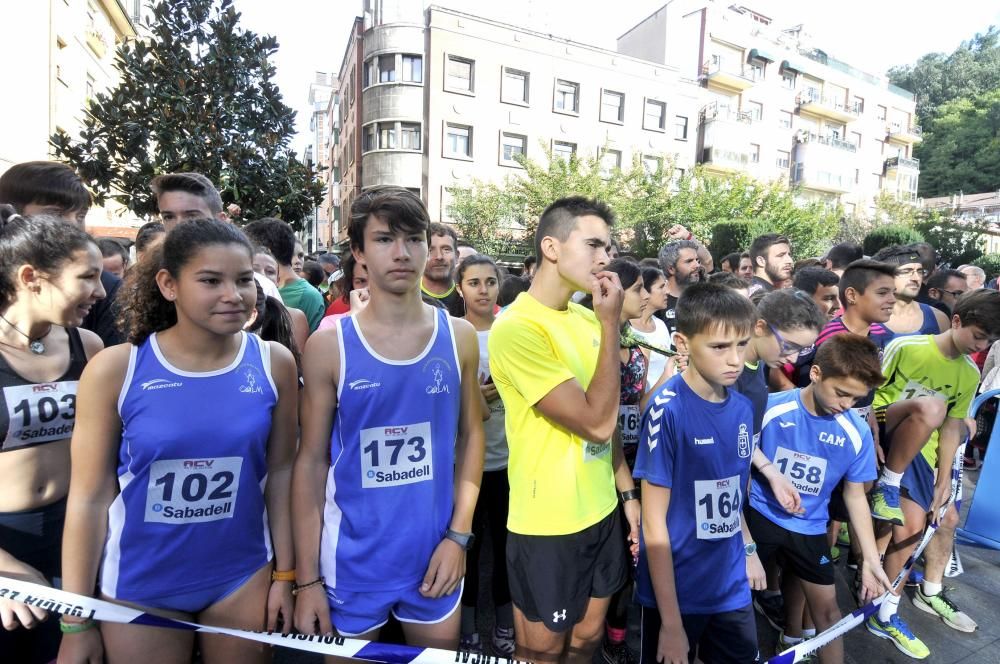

{"left": 489, "top": 196, "right": 638, "bottom": 663}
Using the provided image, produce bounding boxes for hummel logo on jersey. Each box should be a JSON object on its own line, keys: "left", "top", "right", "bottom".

{"left": 349, "top": 378, "right": 381, "bottom": 391}
{"left": 141, "top": 378, "right": 182, "bottom": 391}
{"left": 819, "top": 555, "right": 830, "bottom": 565}
{"left": 779, "top": 421, "right": 796, "bottom": 428}
{"left": 553, "top": 609, "right": 567, "bottom": 623}
{"left": 695, "top": 437, "right": 715, "bottom": 446}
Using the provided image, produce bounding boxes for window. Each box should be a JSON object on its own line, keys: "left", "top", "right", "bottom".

{"left": 876, "top": 105, "right": 887, "bottom": 121}
{"left": 350, "top": 66, "right": 356, "bottom": 105}
{"left": 873, "top": 138, "right": 884, "bottom": 156}
{"left": 781, "top": 71, "right": 796, "bottom": 89}
{"left": 379, "top": 123, "right": 397, "bottom": 149}
{"left": 552, "top": 141, "right": 576, "bottom": 162}
{"left": 750, "top": 143, "right": 760, "bottom": 163}
{"left": 674, "top": 115, "right": 689, "bottom": 140}
{"left": 599, "top": 149, "right": 622, "bottom": 178}
{"left": 600, "top": 90, "right": 625, "bottom": 124}
{"left": 85, "top": 73, "right": 95, "bottom": 100}
{"left": 776, "top": 150, "right": 790, "bottom": 168}
{"left": 401, "top": 123, "right": 421, "bottom": 150}
{"left": 850, "top": 131, "right": 862, "bottom": 148}
{"left": 852, "top": 95, "right": 864, "bottom": 114}
{"left": 446, "top": 56, "right": 474, "bottom": 93}
{"left": 749, "top": 59, "right": 765, "bottom": 81}
{"left": 644, "top": 99, "right": 666, "bottom": 131}
{"left": 642, "top": 155, "right": 662, "bottom": 176}
{"left": 363, "top": 124, "right": 376, "bottom": 152}
{"left": 500, "top": 132, "right": 527, "bottom": 164}
{"left": 445, "top": 124, "right": 472, "bottom": 158}
{"left": 378, "top": 54, "right": 396, "bottom": 83}
{"left": 872, "top": 173, "right": 882, "bottom": 191}
{"left": 402, "top": 55, "right": 422, "bottom": 83}
{"left": 855, "top": 168, "right": 861, "bottom": 185}
{"left": 554, "top": 79, "right": 579, "bottom": 114}
{"left": 746, "top": 101, "right": 763, "bottom": 122}
{"left": 778, "top": 110, "right": 793, "bottom": 129}
{"left": 502, "top": 67, "right": 529, "bottom": 104}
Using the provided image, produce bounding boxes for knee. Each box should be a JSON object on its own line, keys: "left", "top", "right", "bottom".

{"left": 813, "top": 603, "right": 842, "bottom": 630}
{"left": 940, "top": 505, "right": 960, "bottom": 532}
{"left": 913, "top": 398, "right": 947, "bottom": 427}
{"left": 570, "top": 619, "right": 604, "bottom": 647}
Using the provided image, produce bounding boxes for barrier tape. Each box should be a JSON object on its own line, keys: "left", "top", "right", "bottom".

{"left": 0, "top": 577, "right": 521, "bottom": 664}
{"left": 766, "top": 443, "right": 966, "bottom": 663}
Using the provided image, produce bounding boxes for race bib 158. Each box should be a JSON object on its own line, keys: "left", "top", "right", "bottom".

{"left": 773, "top": 446, "right": 827, "bottom": 497}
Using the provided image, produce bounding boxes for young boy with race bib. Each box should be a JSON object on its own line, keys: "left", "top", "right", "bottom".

{"left": 634, "top": 282, "right": 762, "bottom": 664}
{"left": 747, "top": 334, "right": 892, "bottom": 663}
{"left": 292, "top": 187, "right": 484, "bottom": 653}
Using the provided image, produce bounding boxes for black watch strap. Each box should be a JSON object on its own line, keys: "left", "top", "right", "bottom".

{"left": 620, "top": 488, "right": 640, "bottom": 502}
{"left": 445, "top": 528, "right": 475, "bottom": 550}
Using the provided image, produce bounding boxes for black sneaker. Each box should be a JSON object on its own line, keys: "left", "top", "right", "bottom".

{"left": 601, "top": 639, "right": 637, "bottom": 664}
{"left": 753, "top": 591, "right": 785, "bottom": 631}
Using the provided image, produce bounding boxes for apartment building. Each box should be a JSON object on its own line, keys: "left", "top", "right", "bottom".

{"left": 302, "top": 72, "right": 337, "bottom": 251}
{"left": 618, "top": 1, "right": 922, "bottom": 215}
{"left": 332, "top": 16, "right": 366, "bottom": 246}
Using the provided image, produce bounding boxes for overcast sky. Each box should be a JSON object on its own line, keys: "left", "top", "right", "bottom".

{"left": 232, "top": 0, "right": 1000, "bottom": 153}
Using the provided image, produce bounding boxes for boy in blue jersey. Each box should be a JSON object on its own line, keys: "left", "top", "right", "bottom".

{"left": 635, "top": 282, "right": 763, "bottom": 664}
{"left": 747, "top": 335, "right": 892, "bottom": 663}
{"left": 292, "top": 187, "right": 485, "bottom": 650}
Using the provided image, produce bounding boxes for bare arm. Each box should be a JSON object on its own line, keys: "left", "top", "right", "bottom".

{"left": 450, "top": 320, "right": 485, "bottom": 534}
{"left": 931, "top": 308, "right": 950, "bottom": 334}
{"left": 843, "top": 480, "right": 891, "bottom": 598}
{"left": 288, "top": 307, "right": 310, "bottom": 356}
{"left": 642, "top": 481, "right": 689, "bottom": 664}
{"left": 291, "top": 330, "right": 338, "bottom": 635}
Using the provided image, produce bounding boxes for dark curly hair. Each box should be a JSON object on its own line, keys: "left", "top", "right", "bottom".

{"left": 118, "top": 218, "right": 253, "bottom": 344}
{"left": 0, "top": 204, "right": 96, "bottom": 311}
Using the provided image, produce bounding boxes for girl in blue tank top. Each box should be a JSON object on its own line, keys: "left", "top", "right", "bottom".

{"left": 59, "top": 219, "right": 299, "bottom": 664}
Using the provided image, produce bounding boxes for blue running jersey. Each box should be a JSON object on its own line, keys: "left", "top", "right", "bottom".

{"left": 634, "top": 374, "right": 754, "bottom": 615}
{"left": 322, "top": 308, "right": 461, "bottom": 591}
{"left": 750, "top": 389, "right": 876, "bottom": 535}
{"left": 101, "top": 332, "right": 276, "bottom": 600}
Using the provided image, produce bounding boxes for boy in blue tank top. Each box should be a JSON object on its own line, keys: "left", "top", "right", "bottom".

{"left": 747, "top": 335, "right": 891, "bottom": 663}
{"left": 634, "top": 283, "right": 762, "bottom": 664}
{"left": 293, "top": 186, "right": 485, "bottom": 649}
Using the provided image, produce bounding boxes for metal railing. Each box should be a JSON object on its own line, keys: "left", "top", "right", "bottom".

{"left": 797, "top": 131, "right": 858, "bottom": 153}
{"left": 888, "top": 122, "right": 923, "bottom": 137}
{"left": 796, "top": 88, "right": 860, "bottom": 117}
{"left": 886, "top": 155, "right": 920, "bottom": 170}
{"left": 702, "top": 147, "right": 750, "bottom": 167}
{"left": 701, "top": 58, "right": 753, "bottom": 81}
{"left": 700, "top": 101, "right": 753, "bottom": 124}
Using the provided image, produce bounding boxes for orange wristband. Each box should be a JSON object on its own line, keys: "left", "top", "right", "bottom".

{"left": 271, "top": 569, "right": 296, "bottom": 582}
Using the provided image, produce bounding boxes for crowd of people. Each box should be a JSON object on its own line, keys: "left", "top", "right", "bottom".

{"left": 0, "top": 159, "right": 998, "bottom": 664}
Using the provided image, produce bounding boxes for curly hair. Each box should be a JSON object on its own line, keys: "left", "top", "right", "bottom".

{"left": 117, "top": 218, "right": 253, "bottom": 345}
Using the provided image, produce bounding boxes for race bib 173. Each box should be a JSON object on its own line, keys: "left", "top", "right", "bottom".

{"left": 360, "top": 421, "right": 433, "bottom": 488}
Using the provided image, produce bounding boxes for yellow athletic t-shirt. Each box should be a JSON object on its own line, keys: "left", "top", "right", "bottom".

{"left": 488, "top": 292, "right": 618, "bottom": 535}
{"left": 874, "top": 334, "right": 980, "bottom": 468}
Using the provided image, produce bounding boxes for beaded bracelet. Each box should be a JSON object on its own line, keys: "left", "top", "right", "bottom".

{"left": 292, "top": 577, "right": 325, "bottom": 596}
{"left": 59, "top": 618, "right": 96, "bottom": 634}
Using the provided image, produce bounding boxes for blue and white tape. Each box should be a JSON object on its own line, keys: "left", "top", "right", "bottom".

{"left": 0, "top": 576, "right": 519, "bottom": 664}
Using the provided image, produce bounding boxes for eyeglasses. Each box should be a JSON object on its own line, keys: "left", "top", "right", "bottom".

{"left": 896, "top": 267, "right": 929, "bottom": 278}
{"left": 940, "top": 289, "right": 967, "bottom": 298}
{"left": 768, "top": 322, "right": 809, "bottom": 358}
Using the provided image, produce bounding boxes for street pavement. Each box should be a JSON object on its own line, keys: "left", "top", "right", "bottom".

{"left": 275, "top": 466, "right": 1000, "bottom": 663}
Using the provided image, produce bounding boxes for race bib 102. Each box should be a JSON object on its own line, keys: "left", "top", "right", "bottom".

{"left": 694, "top": 475, "right": 742, "bottom": 540}
{"left": 145, "top": 457, "right": 243, "bottom": 524}
{"left": 360, "top": 421, "right": 433, "bottom": 488}
{"left": 2, "top": 382, "right": 77, "bottom": 451}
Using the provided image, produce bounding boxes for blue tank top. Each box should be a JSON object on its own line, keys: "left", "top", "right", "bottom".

{"left": 100, "top": 332, "right": 276, "bottom": 600}
{"left": 321, "top": 308, "right": 461, "bottom": 592}
{"left": 886, "top": 303, "right": 940, "bottom": 342}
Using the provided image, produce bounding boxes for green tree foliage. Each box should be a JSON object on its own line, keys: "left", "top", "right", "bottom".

{"left": 50, "top": 0, "right": 323, "bottom": 226}
{"left": 862, "top": 224, "right": 925, "bottom": 256}
{"left": 913, "top": 89, "right": 1000, "bottom": 197}
{"left": 449, "top": 147, "right": 838, "bottom": 260}
{"left": 914, "top": 217, "right": 987, "bottom": 266}
{"left": 972, "top": 253, "right": 1000, "bottom": 281}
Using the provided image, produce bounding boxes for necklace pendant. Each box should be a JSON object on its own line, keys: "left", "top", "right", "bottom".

{"left": 29, "top": 340, "right": 45, "bottom": 355}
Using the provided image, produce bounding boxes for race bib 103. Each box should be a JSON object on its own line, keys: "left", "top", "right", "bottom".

{"left": 2, "top": 382, "right": 77, "bottom": 451}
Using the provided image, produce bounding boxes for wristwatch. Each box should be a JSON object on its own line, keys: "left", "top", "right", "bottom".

{"left": 620, "top": 488, "right": 640, "bottom": 502}
{"left": 744, "top": 542, "right": 758, "bottom": 557}
{"left": 445, "top": 528, "right": 476, "bottom": 550}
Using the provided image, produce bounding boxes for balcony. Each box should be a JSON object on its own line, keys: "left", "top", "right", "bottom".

{"left": 885, "top": 155, "right": 920, "bottom": 172}
{"left": 792, "top": 163, "right": 851, "bottom": 194}
{"left": 796, "top": 131, "right": 858, "bottom": 153}
{"left": 887, "top": 122, "right": 923, "bottom": 144}
{"left": 796, "top": 88, "right": 860, "bottom": 123}
{"left": 700, "top": 146, "right": 750, "bottom": 174}
{"left": 702, "top": 59, "right": 755, "bottom": 92}
{"left": 700, "top": 102, "right": 753, "bottom": 125}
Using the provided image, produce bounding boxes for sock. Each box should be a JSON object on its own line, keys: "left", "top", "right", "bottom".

{"left": 781, "top": 632, "right": 803, "bottom": 645}
{"left": 496, "top": 602, "right": 514, "bottom": 630}
{"left": 922, "top": 580, "right": 942, "bottom": 596}
{"left": 802, "top": 628, "right": 817, "bottom": 638}
{"left": 880, "top": 468, "right": 903, "bottom": 488}
{"left": 762, "top": 589, "right": 782, "bottom": 598}
{"left": 460, "top": 606, "right": 476, "bottom": 636}
{"left": 606, "top": 626, "right": 626, "bottom": 644}
{"left": 878, "top": 593, "right": 900, "bottom": 623}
